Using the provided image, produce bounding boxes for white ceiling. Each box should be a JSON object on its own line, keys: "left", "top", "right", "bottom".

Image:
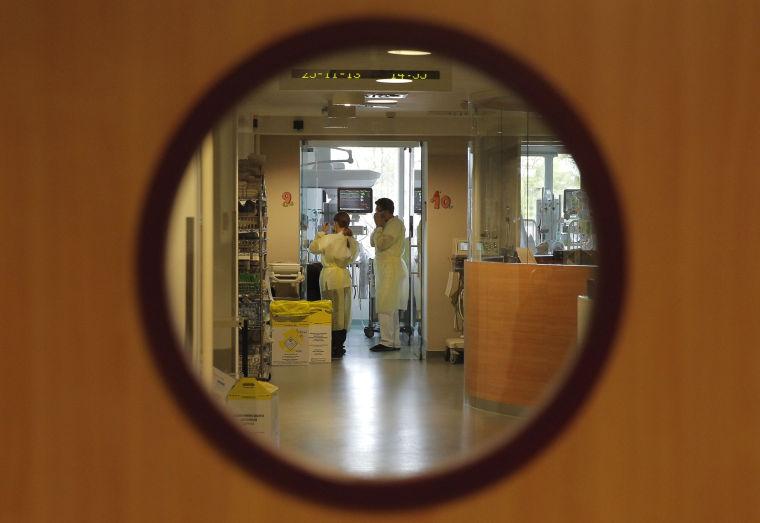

{"left": 234, "top": 46, "right": 531, "bottom": 119}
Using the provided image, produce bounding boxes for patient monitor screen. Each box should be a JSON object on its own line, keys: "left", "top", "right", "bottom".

{"left": 338, "top": 188, "right": 373, "bottom": 213}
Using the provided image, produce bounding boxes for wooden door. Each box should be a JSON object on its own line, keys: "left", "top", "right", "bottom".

{"left": 2, "top": 2, "right": 759, "bottom": 521}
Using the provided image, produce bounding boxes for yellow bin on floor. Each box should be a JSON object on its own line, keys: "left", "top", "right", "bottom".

{"left": 270, "top": 300, "right": 311, "bottom": 366}
{"left": 225, "top": 378, "right": 279, "bottom": 445}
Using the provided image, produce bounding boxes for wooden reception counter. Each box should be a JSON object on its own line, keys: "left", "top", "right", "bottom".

{"left": 464, "top": 261, "right": 594, "bottom": 414}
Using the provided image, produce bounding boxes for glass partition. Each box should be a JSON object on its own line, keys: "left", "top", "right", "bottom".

{"left": 464, "top": 99, "right": 600, "bottom": 420}
{"left": 469, "top": 104, "right": 596, "bottom": 266}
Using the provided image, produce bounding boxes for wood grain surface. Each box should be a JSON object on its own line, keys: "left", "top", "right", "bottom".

{"left": 2, "top": 1, "right": 760, "bottom": 521}
{"left": 466, "top": 262, "right": 593, "bottom": 407}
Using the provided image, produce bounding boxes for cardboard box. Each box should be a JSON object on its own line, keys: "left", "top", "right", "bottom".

{"left": 225, "top": 378, "right": 279, "bottom": 445}
{"left": 271, "top": 322, "right": 309, "bottom": 365}
{"left": 307, "top": 302, "right": 332, "bottom": 363}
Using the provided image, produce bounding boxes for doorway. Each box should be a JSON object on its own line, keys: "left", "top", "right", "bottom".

{"left": 299, "top": 140, "right": 426, "bottom": 360}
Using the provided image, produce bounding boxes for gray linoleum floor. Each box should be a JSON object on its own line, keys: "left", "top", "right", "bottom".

{"left": 267, "top": 328, "right": 522, "bottom": 478}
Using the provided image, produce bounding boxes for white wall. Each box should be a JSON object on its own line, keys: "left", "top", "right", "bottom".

{"left": 260, "top": 136, "right": 302, "bottom": 264}
{"left": 166, "top": 136, "right": 214, "bottom": 384}
{"left": 166, "top": 151, "right": 200, "bottom": 360}
{"left": 212, "top": 115, "right": 238, "bottom": 373}
{"left": 425, "top": 137, "right": 469, "bottom": 350}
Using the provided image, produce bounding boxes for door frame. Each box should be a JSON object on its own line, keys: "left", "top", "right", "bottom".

{"left": 301, "top": 139, "right": 428, "bottom": 354}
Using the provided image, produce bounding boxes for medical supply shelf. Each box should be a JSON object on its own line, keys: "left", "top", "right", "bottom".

{"left": 237, "top": 156, "right": 271, "bottom": 381}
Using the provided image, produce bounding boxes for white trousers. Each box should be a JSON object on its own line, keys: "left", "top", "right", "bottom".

{"left": 378, "top": 311, "right": 400, "bottom": 348}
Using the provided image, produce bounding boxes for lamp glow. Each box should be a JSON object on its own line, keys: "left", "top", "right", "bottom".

{"left": 387, "top": 50, "right": 431, "bottom": 56}
{"left": 376, "top": 78, "right": 413, "bottom": 84}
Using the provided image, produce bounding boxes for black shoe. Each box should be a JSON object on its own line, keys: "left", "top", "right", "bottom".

{"left": 331, "top": 350, "right": 344, "bottom": 359}
{"left": 370, "top": 344, "right": 400, "bottom": 352}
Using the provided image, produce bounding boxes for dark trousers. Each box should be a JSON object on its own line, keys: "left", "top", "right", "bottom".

{"left": 331, "top": 329, "right": 347, "bottom": 355}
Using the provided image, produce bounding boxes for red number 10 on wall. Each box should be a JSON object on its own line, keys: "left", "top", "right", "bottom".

{"left": 431, "top": 190, "right": 452, "bottom": 209}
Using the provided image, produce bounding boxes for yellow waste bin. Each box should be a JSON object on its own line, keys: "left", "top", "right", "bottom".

{"left": 270, "top": 300, "right": 310, "bottom": 365}
{"left": 225, "top": 378, "right": 279, "bottom": 445}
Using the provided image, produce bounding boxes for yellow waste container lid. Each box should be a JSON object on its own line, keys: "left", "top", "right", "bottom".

{"left": 270, "top": 300, "right": 310, "bottom": 317}
{"left": 308, "top": 300, "right": 333, "bottom": 313}
{"left": 227, "top": 378, "right": 279, "bottom": 399}
{"left": 307, "top": 310, "right": 332, "bottom": 324}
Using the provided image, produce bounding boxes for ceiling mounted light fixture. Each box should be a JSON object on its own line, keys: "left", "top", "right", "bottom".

{"left": 331, "top": 92, "right": 365, "bottom": 106}
{"left": 366, "top": 93, "right": 407, "bottom": 100}
{"left": 365, "top": 99, "right": 398, "bottom": 104}
{"left": 376, "top": 78, "right": 413, "bottom": 84}
{"left": 387, "top": 49, "right": 431, "bottom": 56}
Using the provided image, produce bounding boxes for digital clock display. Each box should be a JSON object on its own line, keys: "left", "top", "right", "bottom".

{"left": 291, "top": 69, "right": 440, "bottom": 81}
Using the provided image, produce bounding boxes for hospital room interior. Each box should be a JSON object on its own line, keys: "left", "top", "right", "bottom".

{"left": 165, "top": 45, "right": 597, "bottom": 478}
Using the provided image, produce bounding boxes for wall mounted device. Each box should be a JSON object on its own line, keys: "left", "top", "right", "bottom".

{"left": 452, "top": 238, "right": 482, "bottom": 257}
{"left": 414, "top": 188, "right": 423, "bottom": 214}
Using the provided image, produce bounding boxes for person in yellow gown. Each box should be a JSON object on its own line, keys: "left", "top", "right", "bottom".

{"left": 369, "top": 198, "right": 409, "bottom": 352}
{"left": 309, "top": 211, "right": 359, "bottom": 358}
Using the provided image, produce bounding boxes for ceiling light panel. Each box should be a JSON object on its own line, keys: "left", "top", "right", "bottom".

{"left": 387, "top": 49, "right": 432, "bottom": 56}
{"left": 376, "top": 78, "right": 413, "bottom": 84}
{"left": 365, "top": 93, "right": 407, "bottom": 100}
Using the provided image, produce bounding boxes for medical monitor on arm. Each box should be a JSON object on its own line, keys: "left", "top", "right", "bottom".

{"left": 337, "top": 188, "right": 373, "bottom": 214}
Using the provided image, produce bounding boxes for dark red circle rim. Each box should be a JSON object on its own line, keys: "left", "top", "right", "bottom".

{"left": 137, "top": 18, "right": 626, "bottom": 510}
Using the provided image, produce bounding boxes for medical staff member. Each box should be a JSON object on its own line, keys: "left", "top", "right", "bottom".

{"left": 309, "top": 211, "right": 359, "bottom": 359}
{"left": 369, "top": 198, "right": 409, "bottom": 352}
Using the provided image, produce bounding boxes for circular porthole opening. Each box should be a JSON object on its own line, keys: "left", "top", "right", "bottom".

{"left": 138, "top": 19, "right": 625, "bottom": 509}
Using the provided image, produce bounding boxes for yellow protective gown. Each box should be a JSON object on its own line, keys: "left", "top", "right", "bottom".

{"left": 370, "top": 216, "right": 410, "bottom": 314}
{"left": 308, "top": 231, "right": 359, "bottom": 330}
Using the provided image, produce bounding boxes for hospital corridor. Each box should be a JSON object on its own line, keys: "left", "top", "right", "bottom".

{"left": 162, "top": 44, "right": 596, "bottom": 480}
